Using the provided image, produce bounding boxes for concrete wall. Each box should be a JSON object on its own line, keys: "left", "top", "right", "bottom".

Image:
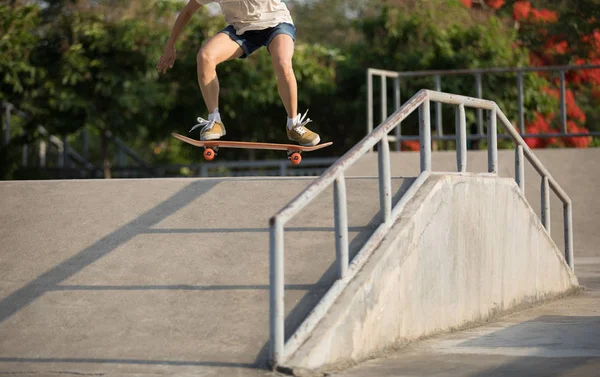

{"left": 284, "top": 174, "right": 579, "bottom": 373}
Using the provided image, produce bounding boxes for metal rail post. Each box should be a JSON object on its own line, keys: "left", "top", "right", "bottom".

{"left": 517, "top": 71, "right": 525, "bottom": 134}
{"left": 434, "top": 76, "right": 443, "bottom": 138}
{"left": 367, "top": 71, "right": 373, "bottom": 151}
{"left": 39, "top": 139, "right": 47, "bottom": 167}
{"left": 560, "top": 70, "right": 567, "bottom": 133}
{"left": 475, "top": 73, "right": 484, "bottom": 135}
{"left": 516, "top": 145, "right": 525, "bottom": 193}
{"left": 3, "top": 103, "right": 11, "bottom": 146}
{"left": 456, "top": 104, "right": 467, "bottom": 173}
{"left": 62, "top": 136, "right": 69, "bottom": 169}
{"left": 334, "top": 175, "right": 349, "bottom": 278}
{"left": 541, "top": 176, "right": 551, "bottom": 234}
{"left": 378, "top": 139, "right": 392, "bottom": 225}
{"left": 487, "top": 107, "right": 498, "bottom": 173}
{"left": 394, "top": 78, "right": 401, "bottom": 151}
{"left": 419, "top": 100, "right": 432, "bottom": 172}
{"left": 381, "top": 75, "right": 387, "bottom": 128}
{"left": 269, "top": 218, "right": 285, "bottom": 366}
{"left": 564, "top": 203, "right": 574, "bottom": 270}
{"left": 22, "top": 134, "right": 28, "bottom": 167}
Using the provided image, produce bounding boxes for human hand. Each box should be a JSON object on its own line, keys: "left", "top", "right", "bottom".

{"left": 157, "top": 45, "right": 176, "bottom": 74}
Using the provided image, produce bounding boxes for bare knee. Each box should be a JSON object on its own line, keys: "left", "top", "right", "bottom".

{"left": 197, "top": 48, "right": 217, "bottom": 71}
{"left": 273, "top": 57, "right": 294, "bottom": 78}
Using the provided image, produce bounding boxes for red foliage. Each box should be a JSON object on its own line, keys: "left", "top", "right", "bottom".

{"left": 460, "top": 0, "right": 472, "bottom": 8}
{"left": 512, "top": 2, "right": 557, "bottom": 23}
{"left": 468, "top": 1, "right": 595, "bottom": 149}
{"left": 543, "top": 87, "right": 587, "bottom": 123}
{"left": 485, "top": 0, "right": 504, "bottom": 10}
{"left": 524, "top": 112, "right": 553, "bottom": 148}
{"left": 582, "top": 30, "right": 600, "bottom": 58}
{"left": 401, "top": 140, "right": 420, "bottom": 151}
{"left": 564, "top": 121, "right": 592, "bottom": 148}
{"left": 512, "top": 1, "right": 531, "bottom": 21}
{"left": 530, "top": 8, "right": 558, "bottom": 23}
{"left": 529, "top": 52, "right": 547, "bottom": 67}
{"left": 544, "top": 37, "right": 568, "bottom": 55}
{"left": 565, "top": 90, "right": 587, "bottom": 123}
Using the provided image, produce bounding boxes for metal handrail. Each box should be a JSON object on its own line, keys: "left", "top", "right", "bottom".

{"left": 2, "top": 102, "right": 149, "bottom": 172}
{"left": 369, "top": 63, "right": 600, "bottom": 78}
{"left": 268, "top": 89, "right": 574, "bottom": 367}
{"left": 367, "top": 65, "right": 600, "bottom": 147}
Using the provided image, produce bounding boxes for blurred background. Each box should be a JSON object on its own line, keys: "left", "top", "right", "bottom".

{"left": 1, "top": 0, "right": 599, "bottom": 179}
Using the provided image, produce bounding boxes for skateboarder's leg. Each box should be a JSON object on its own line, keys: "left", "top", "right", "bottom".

{"left": 269, "top": 33, "right": 320, "bottom": 146}
{"left": 197, "top": 32, "right": 244, "bottom": 113}
{"left": 269, "top": 34, "right": 297, "bottom": 119}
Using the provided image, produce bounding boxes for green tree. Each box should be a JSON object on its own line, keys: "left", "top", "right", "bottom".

{"left": 333, "top": 0, "right": 555, "bottom": 148}
{"left": 0, "top": 4, "right": 41, "bottom": 108}
{"left": 22, "top": 1, "right": 177, "bottom": 177}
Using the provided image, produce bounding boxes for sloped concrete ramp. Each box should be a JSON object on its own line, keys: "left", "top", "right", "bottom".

{"left": 0, "top": 177, "right": 411, "bottom": 376}
{"left": 284, "top": 174, "right": 579, "bottom": 373}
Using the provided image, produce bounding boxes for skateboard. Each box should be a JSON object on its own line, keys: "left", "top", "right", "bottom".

{"left": 172, "top": 133, "right": 333, "bottom": 165}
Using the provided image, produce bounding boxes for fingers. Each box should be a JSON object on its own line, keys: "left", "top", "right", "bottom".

{"left": 156, "top": 57, "right": 165, "bottom": 73}
{"left": 156, "top": 55, "right": 175, "bottom": 74}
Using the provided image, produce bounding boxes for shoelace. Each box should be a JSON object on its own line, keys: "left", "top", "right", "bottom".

{"left": 292, "top": 109, "right": 312, "bottom": 135}
{"left": 189, "top": 117, "right": 215, "bottom": 133}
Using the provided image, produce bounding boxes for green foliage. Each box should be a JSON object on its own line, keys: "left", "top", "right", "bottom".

{"left": 0, "top": 4, "right": 41, "bottom": 106}
{"left": 346, "top": 0, "right": 555, "bottom": 137}
{"left": 1, "top": 0, "right": 592, "bottom": 179}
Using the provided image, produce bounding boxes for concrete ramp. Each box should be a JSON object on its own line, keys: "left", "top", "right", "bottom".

{"left": 0, "top": 177, "right": 411, "bottom": 376}
{"left": 284, "top": 174, "right": 579, "bottom": 373}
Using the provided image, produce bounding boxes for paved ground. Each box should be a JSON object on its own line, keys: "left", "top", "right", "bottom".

{"left": 0, "top": 148, "right": 598, "bottom": 377}
{"left": 0, "top": 177, "right": 409, "bottom": 377}
{"left": 333, "top": 284, "right": 600, "bottom": 377}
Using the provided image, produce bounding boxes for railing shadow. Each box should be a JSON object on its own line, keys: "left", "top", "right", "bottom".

{"left": 0, "top": 180, "right": 221, "bottom": 326}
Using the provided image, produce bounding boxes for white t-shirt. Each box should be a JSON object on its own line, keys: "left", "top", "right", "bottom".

{"left": 195, "top": 0, "right": 294, "bottom": 35}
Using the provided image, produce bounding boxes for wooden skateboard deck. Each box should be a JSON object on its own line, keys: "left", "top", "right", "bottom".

{"left": 172, "top": 133, "right": 332, "bottom": 164}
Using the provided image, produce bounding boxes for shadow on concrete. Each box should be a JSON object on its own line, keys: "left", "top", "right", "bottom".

{"left": 0, "top": 176, "right": 420, "bottom": 372}
{"left": 53, "top": 284, "right": 324, "bottom": 291}
{"left": 0, "top": 180, "right": 221, "bottom": 326}
{"left": 0, "top": 357, "right": 255, "bottom": 368}
{"left": 465, "top": 316, "right": 600, "bottom": 377}
{"left": 461, "top": 316, "right": 600, "bottom": 353}
{"left": 0, "top": 357, "right": 256, "bottom": 369}
{"left": 144, "top": 226, "right": 368, "bottom": 234}
{"left": 467, "top": 356, "right": 599, "bottom": 377}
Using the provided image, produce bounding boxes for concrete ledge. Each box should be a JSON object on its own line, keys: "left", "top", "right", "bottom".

{"left": 283, "top": 174, "right": 579, "bottom": 374}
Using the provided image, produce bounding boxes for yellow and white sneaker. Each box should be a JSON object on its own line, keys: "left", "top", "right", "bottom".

{"left": 286, "top": 110, "right": 320, "bottom": 146}
{"left": 190, "top": 117, "right": 226, "bottom": 141}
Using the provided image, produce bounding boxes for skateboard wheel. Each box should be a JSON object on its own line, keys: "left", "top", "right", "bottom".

{"left": 203, "top": 148, "right": 216, "bottom": 161}
{"left": 289, "top": 152, "right": 302, "bottom": 165}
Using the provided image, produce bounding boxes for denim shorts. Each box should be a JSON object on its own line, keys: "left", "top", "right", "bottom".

{"left": 218, "top": 22, "right": 296, "bottom": 59}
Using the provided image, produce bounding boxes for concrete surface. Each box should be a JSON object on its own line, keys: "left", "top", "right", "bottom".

{"left": 284, "top": 174, "right": 578, "bottom": 373}
{"left": 329, "top": 147, "right": 600, "bottom": 377}
{"left": 333, "top": 289, "right": 600, "bottom": 377}
{"left": 0, "top": 177, "right": 409, "bottom": 377}
{"left": 0, "top": 147, "right": 598, "bottom": 377}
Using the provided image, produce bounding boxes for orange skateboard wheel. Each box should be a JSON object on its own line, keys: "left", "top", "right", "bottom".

{"left": 289, "top": 152, "right": 302, "bottom": 165}
{"left": 203, "top": 148, "right": 216, "bottom": 161}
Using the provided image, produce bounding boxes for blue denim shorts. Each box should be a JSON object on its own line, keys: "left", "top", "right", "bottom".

{"left": 218, "top": 22, "right": 296, "bottom": 59}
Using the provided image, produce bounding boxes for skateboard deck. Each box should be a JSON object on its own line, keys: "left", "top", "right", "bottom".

{"left": 172, "top": 133, "right": 332, "bottom": 164}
